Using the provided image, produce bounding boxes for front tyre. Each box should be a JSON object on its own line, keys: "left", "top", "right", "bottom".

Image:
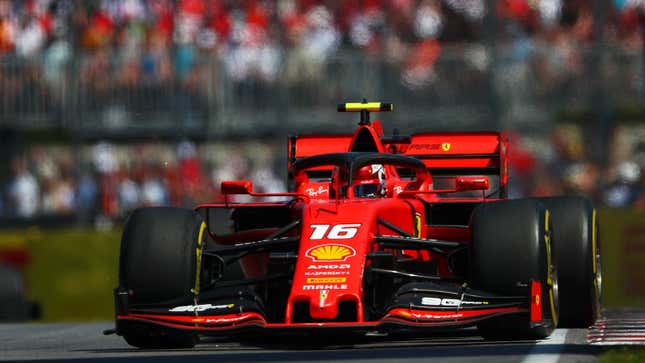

{"left": 119, "top": 321, "right": 198, "bottom": 349}
{"left": 470, "top": 199, "right": 559, "bottom": 339}
{"left": 535, "top": 196, "right": 601, "bottom": 328}
{"left": 118, "top": 207, "right": 206, "bottom": 348}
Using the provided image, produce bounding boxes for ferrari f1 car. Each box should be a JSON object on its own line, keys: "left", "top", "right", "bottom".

{"left": 111, "top": 102, "right": 601, "bottom": 348}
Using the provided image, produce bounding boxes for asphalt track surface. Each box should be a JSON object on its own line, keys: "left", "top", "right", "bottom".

{"left": 0, "top": 322, "right": 600, "bottom": 363}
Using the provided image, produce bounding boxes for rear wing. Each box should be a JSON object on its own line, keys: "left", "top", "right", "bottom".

{"left": 394, "top": 132, "right": 509, "bottom": 197}
{"left": 288, "top": 134, "right": 352, "bottom": 170}
{"left": 396, "top": 132, "right": 506, "bottom": 170}
{"left": 288, "top": 131, "right": 508, "bottom": 197}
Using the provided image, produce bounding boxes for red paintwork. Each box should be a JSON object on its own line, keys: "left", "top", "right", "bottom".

{"left": 399, "top": 132, "right": 503, "bottom": 170}
{"left": 530, "top": 280, "right": 542, "bottom": 322}
{"left": 383, "top": 306, "right": 526, "bottom": 323}
{"left": 288, "top": 134, "right": 352, "bottom": 163}
{"left": 220, "top": 181, "right": 253, "bottom": 194}
{"left": 286, "top": 198, "right": 418, "bottom": 322}
{"left": 289, "top": 129, "right": 508, "bottom": 176}
{"left": 426, "top": 226, "right": 470, "bottom": 241}
{"left": 119, "top": 312, "right": 267, "bottom": 331}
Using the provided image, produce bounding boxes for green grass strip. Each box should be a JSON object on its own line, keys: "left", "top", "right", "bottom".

{"left": 599, "top": 347, "right": 645, "bottom": 363}
{"left": 2, "top": 227, "right": 122, "bottom": 322}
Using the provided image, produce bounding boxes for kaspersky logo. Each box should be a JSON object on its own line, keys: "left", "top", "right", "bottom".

{"left": 305, "top": 244, "right": 356, "bottom": 262}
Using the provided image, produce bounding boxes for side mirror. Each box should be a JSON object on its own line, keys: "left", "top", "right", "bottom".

{"left": 455, "top": 176, "right": 489, "bottom": 191}
{"left": 221, "top": 181, "right": 253, "bottom": 194}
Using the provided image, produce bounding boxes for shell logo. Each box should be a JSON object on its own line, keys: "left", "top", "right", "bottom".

{"left": 441, "top": 143, "right": 451, "bottom": 152}
{"left": 306, "top": 244, "right": 356, "bottom": 262}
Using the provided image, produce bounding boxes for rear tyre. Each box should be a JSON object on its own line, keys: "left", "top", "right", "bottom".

{"left": 470, "top": 199, "right": 558, "bottom": 340}
{"left": 118, "top": 207, "right": 206, "bottom": 348}
{"left": 534, "top": 196, "right": 601, "bottom": 328}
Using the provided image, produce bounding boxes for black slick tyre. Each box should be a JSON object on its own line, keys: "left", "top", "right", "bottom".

{"left": 534, "top": 196, "right": 601, "bottom": 328}
{"left": 470, "top": 199, "right": 559, "bottom": 340}
{"left": 118, "top": 207, "right": 206, "bottom": 348}
{"left": 119, "top": 321, "right": 198, "bottom": 349}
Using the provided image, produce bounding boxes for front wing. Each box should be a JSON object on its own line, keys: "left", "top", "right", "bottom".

{"left": 113, "top": 281, "right": 545, "bottom": 335}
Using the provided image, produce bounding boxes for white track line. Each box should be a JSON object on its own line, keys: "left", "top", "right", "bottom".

{"left": 590, "top": 341, "right": 645, "bottom": 346}
{"left": 521, "top": 329, "right": 568, "bottom": 363}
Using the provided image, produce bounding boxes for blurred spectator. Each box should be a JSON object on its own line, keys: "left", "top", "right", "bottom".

{"left": 177, "top": 140, "right": 203, "bottom": 207}
{"left": 603, "top": 161, "right": 642, "bottom": 207}
{"left": 7, "top": 157, "right": 39, "bottom": 218}
{"left": 140, "top": 163, "right": 169, "bottom": 206}
{"left": 506, "top": 132, "right": 538, "bottom": 198}
{"left": 43, "top": 29, "right": 72, "bottom": 91}
{"left": 117, "top": 168, "right": 140, "bottom": 216}
{"left": 77, "top": 170, "right": 99, "bottom": 223}
{"left": 93, "top": 142, "right": 119, "bottom": 217}
{"left": 42, "top": 177, "right": 75, "bottom": 215}
{"left": 93, "top": 142, "right": 118, "bottom": 174}
{"left": 561, "top": 161, "right": 600, "bottom": 197}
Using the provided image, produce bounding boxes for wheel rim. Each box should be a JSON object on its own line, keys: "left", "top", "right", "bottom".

{"left": 594, "top": 234, "right": 602, "bottom": 317}
{"left": 550, "top": 263, "right": 560, "bottom": 326}
{"left": 594, "top": 252, "right": 602, "bottom": 305}
{"left": 545, "top": 210, "right": 559, "bottom": 327}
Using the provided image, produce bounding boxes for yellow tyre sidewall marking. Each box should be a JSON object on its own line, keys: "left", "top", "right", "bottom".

{"left": 192, "top": 221, "right": 207, "bottom": 295}
{"left": 414, "top": 214, "right": 422, "bottom": 238}
{"left": 545, "top": 210, "right": 558, "bottom": 327}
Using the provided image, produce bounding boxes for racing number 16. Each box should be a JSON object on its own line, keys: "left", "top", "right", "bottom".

{"left": 309, "top": 224, "right": 361, "bottom": 240}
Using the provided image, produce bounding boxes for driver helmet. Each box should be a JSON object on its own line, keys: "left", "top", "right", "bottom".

{"left": 354, "top": 164, "right": 387, "bottom": 197}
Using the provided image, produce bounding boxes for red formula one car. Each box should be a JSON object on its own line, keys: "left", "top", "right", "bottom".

{"left": 111, "top": 102, "right": 601, "bottom": 348}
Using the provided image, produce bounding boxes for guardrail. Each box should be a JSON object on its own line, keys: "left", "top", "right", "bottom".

{"left": 1, "top": 44, "right": 643, "bottom": 136}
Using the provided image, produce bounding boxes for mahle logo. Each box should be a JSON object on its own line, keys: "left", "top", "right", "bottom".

{"left": 305, "top": 244, "right": 356, "bottom": 262}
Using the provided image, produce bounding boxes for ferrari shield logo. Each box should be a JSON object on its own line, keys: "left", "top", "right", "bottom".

{"left": 441, "top": 143, "right": 451, "bottom": 152}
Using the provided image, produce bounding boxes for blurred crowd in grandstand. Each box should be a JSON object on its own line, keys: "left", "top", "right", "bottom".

{"left": 2, "top": 0, "right": 645, "bottom": 94}
{"left": 1, "top": 0, "right": 645, "bottom": 224}
{"left": 2, "top": 140, "right": 288, "bottom": 225}
{"left": 0, "top": 0, "right": 643, "bottom": 56}
{"left": 2, "top": 123, "right": 645, "bottom": 226}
